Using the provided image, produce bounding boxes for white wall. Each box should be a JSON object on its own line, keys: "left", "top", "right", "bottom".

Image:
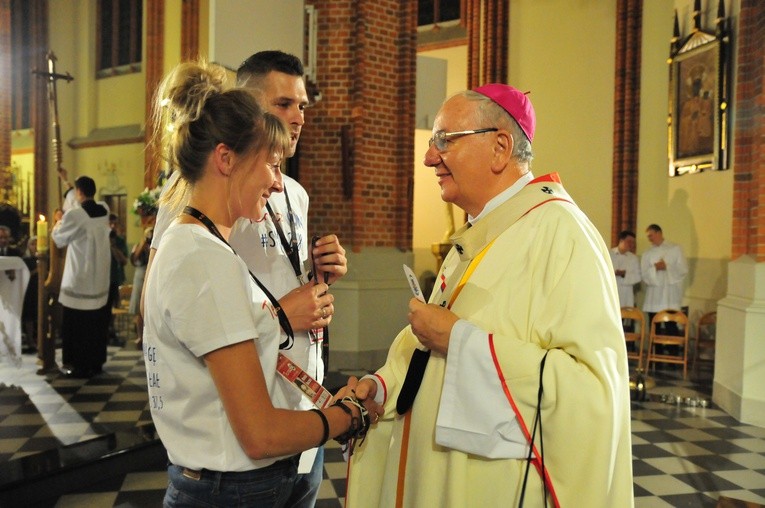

{"left": 209, "top": 0, "right": 304, "bottom": 70}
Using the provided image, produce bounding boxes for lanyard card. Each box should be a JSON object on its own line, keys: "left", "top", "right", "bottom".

{"left": 276, "top": 353, "right": 333, "bottom": 409}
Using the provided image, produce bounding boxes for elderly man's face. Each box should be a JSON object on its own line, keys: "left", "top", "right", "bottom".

{"left": 423, "top": 95, "right": 496, "bottom": 216}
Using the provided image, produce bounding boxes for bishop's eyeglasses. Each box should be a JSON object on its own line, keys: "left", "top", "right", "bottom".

{"left": 428, "top": 128, "right": 498, "bottom": 152}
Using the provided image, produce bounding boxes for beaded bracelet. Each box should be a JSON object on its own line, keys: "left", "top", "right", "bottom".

{"left": 310, "top": 409, "right": 329, "bottom": 447}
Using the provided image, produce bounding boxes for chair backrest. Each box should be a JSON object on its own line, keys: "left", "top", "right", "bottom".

{"left": 118, "top": 284, "right": 133, "bottom": 308}
{"left": 620, "top": 306, "right": 644, "bottom": 323}
{"left": 621, "top": 307, "right": 645, "bottom": 337}
{"left": 696, "top": 311, "right": 717, "bottom": 343}
{"left": 651, "top": 309, "right": 689, "bottom": 338}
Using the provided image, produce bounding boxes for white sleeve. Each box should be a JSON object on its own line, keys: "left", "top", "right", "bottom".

{"left": 361, "top": 374, "right": 387, "bottom": 405}
{"left": 435, "top": 319, "right": 528, "bottom": 459}
{"left": 624, "top": 254, "right": 642, "bottom": 286}
{"left": 51, "top": 210, "right": 82, "bottom": 248}
{"left": 665, "top": 245, "right": 688, "bottom": 285}
{"left": 641, "top": 250, "right": 659, "bottom": 286}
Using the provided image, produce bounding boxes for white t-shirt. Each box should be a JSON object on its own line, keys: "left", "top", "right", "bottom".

{"left": 230, "top": 176, "right": 321, "bottom": 395}
{"left": 230, "top": 175, "right": 323, "bottom": 474}
{"left": 143, "top": 223, "right": 290, "bottom": 471}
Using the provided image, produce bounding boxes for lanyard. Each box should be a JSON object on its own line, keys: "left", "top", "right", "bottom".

{"left": 265, "top": 187, "right": 302, "bottom": 278}
{"left": 183, "top": 206, "right": 294, "bottom": 350}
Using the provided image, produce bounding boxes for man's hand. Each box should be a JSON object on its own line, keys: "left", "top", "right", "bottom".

{"left": 654, "top": 259, "right": 667, "bottom": 271}
{"left": 335, "top": 376, "right": 383, "bottom": 423}
{"left": 312, "top": 234, "right": 347, "bottom": 285}
{"left": 615, "top": 269, "right": 626, "bottom": 278}
{"left": 408, "top": 298, "right": 459, "bottom": 355}
{"left": 57, "top": 167, "right": 72, "bottom": 188}
{"left": 279, "top": 282, "right": 333, "bottom": 332}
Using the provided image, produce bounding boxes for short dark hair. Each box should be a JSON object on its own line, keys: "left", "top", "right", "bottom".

{"left": 109, "top": 213, "right": 118, "bottom": 222}
{"left": 74, "top": 176, "right": 96, "bottom": 198}
{"left": 236, "top": 50, "right": 304, "bottom": 87}
{"left": 618, "top": 230, "right": 636, "bottom": 241}
{"left": 646, "top": 224, "right": 662, "bottom": 234}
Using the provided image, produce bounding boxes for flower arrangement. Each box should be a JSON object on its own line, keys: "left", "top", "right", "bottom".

{"left": 132, "top": 186, "right": 161, "bottom": 216}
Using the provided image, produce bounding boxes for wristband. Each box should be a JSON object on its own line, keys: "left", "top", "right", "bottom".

{"left": 310, "top": 408, "right": 329, "bottom": 447}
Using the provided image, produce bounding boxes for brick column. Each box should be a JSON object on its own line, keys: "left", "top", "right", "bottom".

{"left": 731, "top": 0, "right": 765, "bottom": 260}
{"left": 181, "top": 0, "right": 200, "bottom": 61}
{"left": 466, "top": 0, "right": 508, "bottom": 89}
{"left": 302, "top": 0, "right": 417, "bottom": 369}
{"left": 144, "top": 0, "right": 164, "bottom": 188}
{"left": 302, "top": 0, "right": 416, "bottom": 250}
{"left": 0, "top": 0, "right": 10, "bottom": 170}
{"left": 610, "top": 0, "right": 642, "bottom": 243}
{"left": 715, "top": 0, "right": 765, "bottom": 427}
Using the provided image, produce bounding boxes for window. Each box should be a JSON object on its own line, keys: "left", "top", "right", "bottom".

{"left": 418, "top": 0, "right": 461, "bottom": 27}
{"left": 96, "top": 0, "right": 142, "bottom": 77}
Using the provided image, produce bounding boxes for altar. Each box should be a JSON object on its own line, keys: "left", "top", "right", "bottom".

{"left": 0, "top": 256, "right": 30, "bottom": 365}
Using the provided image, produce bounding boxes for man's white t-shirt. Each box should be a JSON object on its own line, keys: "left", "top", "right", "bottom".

{"left": 230, "top": 175, "right": 320, "bottom": 392}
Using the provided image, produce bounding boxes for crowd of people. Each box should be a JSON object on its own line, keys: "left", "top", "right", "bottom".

{"left": 3, "top": 48, "right": 704, "bottom": 507}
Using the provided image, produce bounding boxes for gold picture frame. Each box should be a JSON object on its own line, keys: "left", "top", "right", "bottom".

{"left": 667, "top": 2, "right": 730, "bottom": 177}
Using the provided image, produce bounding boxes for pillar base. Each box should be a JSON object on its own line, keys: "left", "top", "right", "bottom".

{"left": 713, "top": 256, "right": 765, "bottom": 427}
{"left": 329, "top": 248, "right": 413, "bottom": 372}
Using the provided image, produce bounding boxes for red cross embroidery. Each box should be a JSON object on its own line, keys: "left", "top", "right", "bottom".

{"left": 440, "top": 273, "right": 447, "bottom": 292}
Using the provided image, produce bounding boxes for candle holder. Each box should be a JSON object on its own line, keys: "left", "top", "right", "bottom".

{"left": 35, "top": 250, "right": 58, "bottom": 375}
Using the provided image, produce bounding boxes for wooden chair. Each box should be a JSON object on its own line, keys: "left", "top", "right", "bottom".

{"left": 112, "top": 284, "right": 134, "bottom": 340}
{"left": 693, "top": 311, "right": 717, "bottom": 376}
{"left": 645, "top": 309, "right": 690, "bottom": 379}
{"left": 620, "top": 307, "right": 645, "bottom": 369}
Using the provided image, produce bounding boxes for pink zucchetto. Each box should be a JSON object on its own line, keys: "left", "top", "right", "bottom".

{"left": 473, "top": 83, "right": 536, "bottom": 142}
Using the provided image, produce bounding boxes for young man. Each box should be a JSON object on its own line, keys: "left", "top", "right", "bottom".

{"left": 610, "top": 229, "right": 641, "bottom": 308}
{"left": 229, "top": 51, "right": 347, "bottom": 508}
{"left": 641, "top": 223, "right": 688, "bottom": 323}
{"left": 51, "top": 176, "right": 111, "bottom": 378}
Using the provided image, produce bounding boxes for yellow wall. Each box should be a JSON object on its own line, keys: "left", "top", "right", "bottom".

{"left": 636, "top": 0, "right": 736, "bottom": 318}
{"left": 508, "top": 0, "right": 617, "bottom": 236}
{"left": 413, "top": 2, "right": 617, "bottom": 280}
{"left": 38, "top": 0, "right": 738, "bottom": 319}
{"left": 46, "top": 0, "right": 154, "bottom": 281}
{"left": 413, "top": 45, "right": 468, "bottom": 279}
{"left": 411, "top": 0, "right": 736, "bottom": 319}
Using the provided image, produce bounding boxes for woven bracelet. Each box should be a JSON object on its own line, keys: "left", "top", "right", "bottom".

{"left": 310, "top": 408, "right": 329, "bottom": 447}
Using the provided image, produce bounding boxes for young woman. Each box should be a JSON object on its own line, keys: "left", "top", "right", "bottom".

{"left": 142, "top": 61, "right": 380, "bottom": 507}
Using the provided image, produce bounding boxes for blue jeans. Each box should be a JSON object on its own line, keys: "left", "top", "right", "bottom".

{"left": 285, "top": 446, "right": 324, "bottom": 508}
{"left": 164, "top": 455, "right": 299, "bottom": 508}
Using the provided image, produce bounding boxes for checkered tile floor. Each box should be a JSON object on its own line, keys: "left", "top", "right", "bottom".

{"left": 1, "top": 348, "right": 764, "bottom": 507}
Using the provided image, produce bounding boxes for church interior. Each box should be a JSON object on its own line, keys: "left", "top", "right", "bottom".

{"left": 0, "top": 0, "right": 764, "bottom": 506}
